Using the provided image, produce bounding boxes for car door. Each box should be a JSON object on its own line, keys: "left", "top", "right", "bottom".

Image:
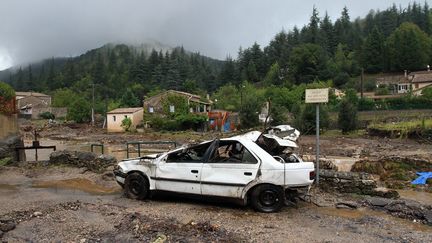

{"left": 200, "top": 140, "right": 260, "bottom": 198}
{"left": 154, "top": 141, "right": 214, "bottom": 195}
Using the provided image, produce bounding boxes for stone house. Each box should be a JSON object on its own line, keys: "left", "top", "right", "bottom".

{"left": 410, "top": 70, "right": 432, "bottom": 95}
{"left": 143, "top": 90, "right": 213, "bottom": 115}
{"left": 106, "top": 107, "right": 144, "bottom": 132}
{"left": 15, "top": 92, "right": 52, "bottom": 118}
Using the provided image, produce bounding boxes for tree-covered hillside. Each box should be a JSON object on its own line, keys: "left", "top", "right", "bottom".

{"left": 2, "top": 2, "right": 432, "bottom": 111}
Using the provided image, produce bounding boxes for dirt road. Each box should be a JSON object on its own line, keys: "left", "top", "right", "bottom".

{"left": 1, "top": 166, "right": 431, "bottom": 243}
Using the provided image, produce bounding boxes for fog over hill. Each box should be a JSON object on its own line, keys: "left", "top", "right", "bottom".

{"left": 1, "top": 0, "right": 429, "bottom": 71}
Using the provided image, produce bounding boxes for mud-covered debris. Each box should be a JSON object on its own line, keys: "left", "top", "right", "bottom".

{"left": 0, "top": 221, "right": 16, "bottom": 232}
{"left": 49, "top": 150, "right": 116, "bottom": 172}
{"left": 115, "top": 213, "right": 243, "bottom": 242}
{"left": 361, "top": 197, "right": 432, "bottom": 225}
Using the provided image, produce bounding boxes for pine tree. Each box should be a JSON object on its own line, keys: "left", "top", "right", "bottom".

{"left": 361, "top": 26, "right": 385, "bottom": 73}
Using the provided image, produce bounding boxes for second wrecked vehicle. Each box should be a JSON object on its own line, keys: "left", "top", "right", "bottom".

{"left": 114, "top": 126, "right": 315, "bottom": 212}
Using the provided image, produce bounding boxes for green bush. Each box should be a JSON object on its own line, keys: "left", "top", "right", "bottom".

{"left": 338, "top": 99, "right": 358, "bottom": 134}
{"left": 358, "top": 98, "right": 375, "bottom": 111}
{"left": 39, "top": 111, "right": 55, "bottom": 120}
{"left": 295, "top": 104, "right": 329, "bottom": 134}
{"left": 67, "top": 98, "right": 91, "bottom": 123}
{"left": 121, "top": 117, "right": 132, "bottom": 131}
{"left": 0, "top": 81, "right": 15, "bottom": 100}
{"left": 150, "top": 113, "right": 207, "bottom": 131}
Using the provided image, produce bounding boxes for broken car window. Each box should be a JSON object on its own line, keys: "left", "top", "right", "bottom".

{"left": 166, "top": 142, "right": 211, "bottom": 163}
{"left": 209, "top": 140, "right": 257, "bottom": 164}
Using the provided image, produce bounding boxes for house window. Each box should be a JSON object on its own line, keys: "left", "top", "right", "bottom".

{"left": 169, "top": 105, "right": 175, "bottom": 113}
{"left": 124, "top": 115, "right": 128, "bottom": 119}
{"left": 149, "top": 107, "right": 154, "bottom": 113}
{"left": 415, "top": 83, "right": 419, "bottom": 89}
{"left": 113, "top": 116, "right": 116, "bottom": 122}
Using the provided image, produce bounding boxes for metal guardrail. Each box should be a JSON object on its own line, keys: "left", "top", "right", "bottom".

{"left": 126, "top": 141, "right": 177, "bottom": 158}
{"left": 90, "top": 144, "right": 104, "bottom": 154}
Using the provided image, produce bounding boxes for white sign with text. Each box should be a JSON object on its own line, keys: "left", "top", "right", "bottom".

{"left": 305, "top": 88, "right": 329, "bottom": 103}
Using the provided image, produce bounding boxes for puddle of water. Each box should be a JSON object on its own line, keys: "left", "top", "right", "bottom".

{"left": 397, "top": 190, "right": 432, "bottom": 206}
{"left": 0, "top": 183, "right": 18, "bottom": 191}
{"left": 313, "top": 206, "right": 432, "bottom": 232}
{"left": 316, "top": 207, "right": 364, "bottom": 219}
{"left": 32, "top": 178, "right": 121, "bottom": 195}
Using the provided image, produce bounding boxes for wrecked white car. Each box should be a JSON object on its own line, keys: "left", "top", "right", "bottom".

{"left": 114, "top": 128, "right": 315, "bottom": 212}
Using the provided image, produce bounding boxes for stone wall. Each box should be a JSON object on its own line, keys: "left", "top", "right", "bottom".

{"left": 49, "top": 150, "right": 116, "bottom": 172}
{"left": 319, "top": 169, "right": 377, "bottom": 194}
{"left": 0, "top": 135, "right": 25, "bottom": 162}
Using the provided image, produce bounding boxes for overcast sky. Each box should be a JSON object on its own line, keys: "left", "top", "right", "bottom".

{"left": 0, "top": 0, "right": 430, "bottom": 70}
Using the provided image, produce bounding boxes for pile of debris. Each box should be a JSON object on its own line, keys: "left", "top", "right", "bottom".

{"left": 113, "top": 212, "right": 241, "bottom": 242}
{"left": 49, "top": 150, "right": 116, "bottom": 172}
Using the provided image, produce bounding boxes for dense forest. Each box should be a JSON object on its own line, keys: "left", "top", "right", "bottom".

{"left": 2, "top": 2, "right": 432, "bottom": 111}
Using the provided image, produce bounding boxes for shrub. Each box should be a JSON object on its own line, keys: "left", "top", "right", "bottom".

{"left": 0, "top": 81, "right": 16, "bottom": 115}
{"left": 295, "top": 104, "right": 329, "bottom": 134}
{"left": 67, "top": 98, "right": 91, "bottom": 123}
{"left": 149, "top": 113, "right": 207, "bottom": 131}
{"left": 358, "top": 98, "right": 375, "bottom": 111}
{"left": 121, "top": 117, "right": 132, "bottom": 131}
{"left": 0, "top": 81, "right": 15, "bottom": 100}
{"left": 39, "top": 111, "right": 55, "bottom": 120}
{"left": 338, "top": 99, "right": 358, "bottom": 134}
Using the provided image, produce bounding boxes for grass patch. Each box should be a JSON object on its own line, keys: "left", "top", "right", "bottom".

{"left": 367, "top": 118, "right": 432, "bottom": 139}
{"left": 368, "top": 119, "right": 432, "bottom": 131}
{"left": 0, "top": 157, "right": 12, "bottom": 166}
{"left": 321, "top": 129, "right": 366, "bottom": 138}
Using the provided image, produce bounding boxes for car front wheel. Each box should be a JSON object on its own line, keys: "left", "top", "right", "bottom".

{"left": 251, "top": 185, "right": 284, "bottom": 213}
{"left": 124, "top": 172, "right": 149, "bottom": 200}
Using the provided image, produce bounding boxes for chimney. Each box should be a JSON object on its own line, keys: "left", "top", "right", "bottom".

{"left": 206, "top": 94, "right": 210, "bottom": 100}
{"left": 404, "top": 70, "right": 407, "bottom": 78}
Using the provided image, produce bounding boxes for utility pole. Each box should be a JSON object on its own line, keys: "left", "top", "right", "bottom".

{"left": 91, "top": 83, "right": 95, "bottom": 126}
{"left": 360, "top": 68, "right": 364, "bottom": 99}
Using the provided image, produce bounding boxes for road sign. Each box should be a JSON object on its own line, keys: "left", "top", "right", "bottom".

{"left": 305, "top": 88, "right": 329, "bottom": 103}
{"left": 304, "top": 88, "right": 329, "bottom": 185}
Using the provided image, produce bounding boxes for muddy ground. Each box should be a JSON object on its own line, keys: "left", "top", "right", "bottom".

{"left": 1, "top": 166, "right": 431, "bottom": 243}
{"left": 2, "top": 122, "right": 430, "bottom": 242}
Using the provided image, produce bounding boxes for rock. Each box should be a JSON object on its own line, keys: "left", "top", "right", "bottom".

{"left": 371, "top": 187, "right": 399, "bottom": 199}
{"left": 0, "top": 217, "right": 12, "bottom": 223}
{"left": 424, "top": 210, "right": 432, "bottom": 226}
{"left": 0, "top": 229, "right": 3, "bottom": 238}
{"left": 368, "top": 198, "right": 389, "bottom": 207}
{"left": 0, "top": 134, "right": 25, "bottom": 162}
{"left": 33, "top": 211, "right": 43, "bottom": 217}
{"left": 335, "top": 202, "right": 358, "bottom": 209}
{"left": 0, "top": 222, "right": 16, "bottom": 232}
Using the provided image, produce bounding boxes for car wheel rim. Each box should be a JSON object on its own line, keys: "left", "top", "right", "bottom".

{"left": 260, "top": 189, "right": 278, "bottom": 207}
{"left": 130, "top": 180, "right": 142, "bottom": 195}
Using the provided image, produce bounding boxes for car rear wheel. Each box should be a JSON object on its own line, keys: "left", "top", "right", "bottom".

{"left": 124, "top": 172, "right": 149, "bottom": 200}
{"left": 251, "top": 185, "right": 284, "bottom": 213}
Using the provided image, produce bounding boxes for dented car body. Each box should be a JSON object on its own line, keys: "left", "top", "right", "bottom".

{"left": 114, "top": 127, "right": 315, "bottom": 212}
